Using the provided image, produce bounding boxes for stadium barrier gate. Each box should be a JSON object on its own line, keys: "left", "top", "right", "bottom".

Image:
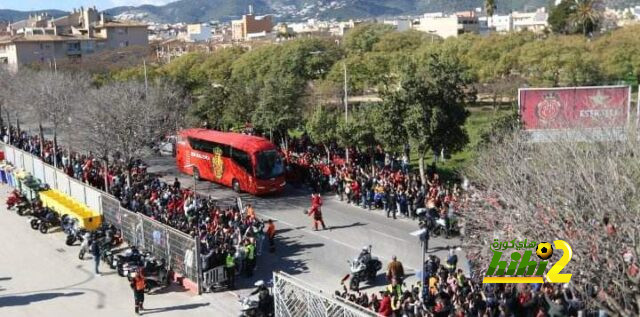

{"left": 273, "top": 271, "right": 377, "bottom": 317}
{"left": 2, "top": 143, "right": 201, "bottom": 293}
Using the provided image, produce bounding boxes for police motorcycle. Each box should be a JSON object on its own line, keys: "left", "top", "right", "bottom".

{"left": 347, "top": 245, "right": 382, "bottom": 292}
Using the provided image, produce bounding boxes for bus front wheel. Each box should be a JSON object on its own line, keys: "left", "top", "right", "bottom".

{"left": 232, "top": 179, "right": 241, "bottom": 193}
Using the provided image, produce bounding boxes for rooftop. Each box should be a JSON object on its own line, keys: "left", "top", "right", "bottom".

{"left": 0, "top": 34, "right": 93, "bottom": 44}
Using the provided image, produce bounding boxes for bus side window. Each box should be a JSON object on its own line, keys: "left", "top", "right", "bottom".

{"left": 231, "top": 148, "right": 252, "bottom": 173}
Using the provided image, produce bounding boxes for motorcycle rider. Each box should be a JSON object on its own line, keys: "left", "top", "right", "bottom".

{"left": 250, "top": 280, "right": 274, "bottom": 317}
{"left": 357, "top": 246, "right": 371, "bottom": 267}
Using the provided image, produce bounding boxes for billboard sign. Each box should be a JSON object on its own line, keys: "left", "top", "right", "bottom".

{"left": 519, "top": 86, "right": 631, "bottom": 131}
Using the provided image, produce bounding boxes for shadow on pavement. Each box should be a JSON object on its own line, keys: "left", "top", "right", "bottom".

{"left": 150, "top": 283, "right": 189, "bottom": 295}
{"left": 327, "top": 222, "right": 367, "bottom": 231}
{"left": 0, "top": 277, "right": 11, "bottom": 281}
{"left": 233, "top": 235, "right": 324, "bottom": 291}
{"left": 141, "top": 302, "right": 210, "bottom": 315}
{"left": 0, "top": 291, "right": 83, "bottom": 307}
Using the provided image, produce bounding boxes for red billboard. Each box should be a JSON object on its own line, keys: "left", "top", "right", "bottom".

{"left": 519, "top": 86, "right": 630, "bottom": 130}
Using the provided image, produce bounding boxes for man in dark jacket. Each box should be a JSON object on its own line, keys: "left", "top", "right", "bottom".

{"left": 90, "top": 240, "right": 101, "bottom": 275}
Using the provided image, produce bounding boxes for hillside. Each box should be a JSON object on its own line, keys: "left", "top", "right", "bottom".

{"left": 0, "top": 9, "right": 67, "bottom": 22}
{"left": 4, "top": 0, "right": 640, "bottom": 24}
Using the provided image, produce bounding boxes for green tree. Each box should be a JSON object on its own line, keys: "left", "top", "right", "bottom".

{"left": 373, "top": 30, "right": 434, "bottom": 53}
{"left": 549, "top": 0, "right": 575, "bottom": 34}
{"left": 395, "top": 53, "right": 473, "bottom": 183}
{"left": 485, "top": 0, "right": 497, "bottom": 17}
{"left": 306, "top": 105, "right": 338, "bottom": 160}
{"left": 343, "top": 23, "right": 394, "bottom": 55}
{"left": 571, "top": 0, "right": 602, "bottom": 36}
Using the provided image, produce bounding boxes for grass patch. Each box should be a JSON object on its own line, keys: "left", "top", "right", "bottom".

{"left": 410, "top": 105, "right": 513, "bottom": 182}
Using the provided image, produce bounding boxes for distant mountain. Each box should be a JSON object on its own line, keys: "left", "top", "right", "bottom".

{"left": 104, "top": 0, "right": 553, "bottom": 23}
{"left": 5, "top": 0, "right": 640, "bottom": 24}
{"left": 0, "top": 9, "right": 67, "bottom": 22}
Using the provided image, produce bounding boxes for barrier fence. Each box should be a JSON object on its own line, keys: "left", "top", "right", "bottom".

{"left": 2, "top": 143, "right": 201, "bottom": 293}
{"left": 273, "top": 271, "right": 377, "bottom": 317}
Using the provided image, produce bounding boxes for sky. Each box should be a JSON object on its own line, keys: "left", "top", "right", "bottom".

{"left": 0, "top": 0, "right": 175, "bottom": 11}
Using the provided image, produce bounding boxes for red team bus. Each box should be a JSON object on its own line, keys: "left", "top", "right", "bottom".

{"left": 176, "top": 129, "right": 286, "bottom": 195}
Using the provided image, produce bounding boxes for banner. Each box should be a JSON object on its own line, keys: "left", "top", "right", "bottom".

{"left": 519, "top": 86, "right": 631, "bottom": 131}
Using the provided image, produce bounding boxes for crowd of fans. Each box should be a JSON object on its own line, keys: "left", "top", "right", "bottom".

{"left": 336, "top": 253, "right": 590, "bottom": 317}
{"left": 283, "top": 134, "right": 463, "bottom": 233}
{"left": 3, "top": 126, "right": 266, "bottom": 286}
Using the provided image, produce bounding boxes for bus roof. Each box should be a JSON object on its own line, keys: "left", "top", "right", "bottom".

{"left": 180, "top": 129, "right": 277, "bottom": 153}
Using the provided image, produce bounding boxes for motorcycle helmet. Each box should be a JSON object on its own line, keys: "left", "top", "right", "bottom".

{"left": 362, "top": 246, "right": 368, "bottom": 251}
{"left": 254, "top": 280, "right": 265, "bottom": 287}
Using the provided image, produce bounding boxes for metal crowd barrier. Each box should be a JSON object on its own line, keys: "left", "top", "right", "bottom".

{"left": 2, "top": 143, "right": 201, "bottom": 293}
{"left": 202, "top": 265, "right": 228, "bottom": 292}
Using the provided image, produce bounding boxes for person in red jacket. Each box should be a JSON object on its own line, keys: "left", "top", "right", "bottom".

{"left": 377, "top": 291, "right": 392, "bottom": 316}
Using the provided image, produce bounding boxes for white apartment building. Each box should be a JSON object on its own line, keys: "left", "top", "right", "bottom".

{"left": 414, "top": 11, "right": 479, "bottom": 38}
{"left": 512, "top": 8, "right": 549, "bottom": 32}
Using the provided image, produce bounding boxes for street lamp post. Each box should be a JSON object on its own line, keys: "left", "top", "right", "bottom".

{"left": 411, "top": 224, "right": 430, "bottom": 301}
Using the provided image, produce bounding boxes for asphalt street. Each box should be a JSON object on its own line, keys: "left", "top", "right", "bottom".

{"left": 146, "top": 156, "right": 470, "bottom": 294}
{"left": 0, "top": 185, "right": 240, "bottom": 317}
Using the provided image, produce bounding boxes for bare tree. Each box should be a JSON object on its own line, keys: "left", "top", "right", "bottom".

{"left": 73, "top": 80, "right": 184, "bottom": 186}
{"left": 463, "top": 129, "right": 640, "bottom": 316}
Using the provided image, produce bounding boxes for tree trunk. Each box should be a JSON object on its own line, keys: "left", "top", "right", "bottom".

{"left": 324, "top": 144, "right": 331, "bottom": 163}
{"left": 53, "top": 130, "right": 58, "bottom": 168}
{"left": 38, "top": 122, "right": 45, "bottom": 160}
{"left": 103, "top": 156, "right": 110, "bottom": 193}
{"left": 418, "top": 156, "right": 426, "bottom": 187}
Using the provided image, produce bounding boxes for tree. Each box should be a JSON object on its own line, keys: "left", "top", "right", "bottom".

{"left": 343, "top": 23, "right": 394, "bottom": 54}
{"left": 73, "top": 81, "right": 180, "bottom": 185}
{"left": 549, "top": 0, "right": 575, "bottom": 34}
{"left": 305, "top": 105, "right": 338, "bottom": 161}
{"left": 394, "top": 53, "right": 473, "bottom": 184}
{"left": 485, "top": 0, "right": 497, "bottom": 18}
{"left": 571, "top": 0, "right": 602, "bottom": 36}
{"left": 465, "top": 130, "right": 640, "bottom": 317}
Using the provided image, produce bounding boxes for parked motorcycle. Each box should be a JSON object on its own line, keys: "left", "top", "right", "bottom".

{"left": 137, "top": 254, "right": 170, "bottom": 293}
{"left": 115, "top": 246, "right": 143, "bottom": 277}
{"left": 29, "top": 208, "right": 59, "bottom": 233}
{"left": 347, "top": 245, "right": 382, "bottom": 292}
{"left": 6, "top": 190, "right": 21, "bottom": 209}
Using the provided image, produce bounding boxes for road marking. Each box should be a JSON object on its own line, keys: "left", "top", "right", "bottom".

{"left": 373, "top": 230, "right": 409, "bottom": 243}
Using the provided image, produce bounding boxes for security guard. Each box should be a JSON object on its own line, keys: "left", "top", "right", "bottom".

{"left": 386, "top": 278, "right": 403, "bottom": 299}
{"left": 225, "top": 249, "right": 236, "bottom": 290}
{"left": 130, "top": 270, "right": 146, "bottom": 315}
{"left": 245, "top": 241, "right": 256, "bottom": 277}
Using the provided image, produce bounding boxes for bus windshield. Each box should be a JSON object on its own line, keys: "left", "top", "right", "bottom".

{"left": 255, "top": 149, "right": 284, "bottom": 180}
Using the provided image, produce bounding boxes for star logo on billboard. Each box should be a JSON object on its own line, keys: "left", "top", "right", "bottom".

{"left": 589, "top": 91, "right": 610, "bottom": 108}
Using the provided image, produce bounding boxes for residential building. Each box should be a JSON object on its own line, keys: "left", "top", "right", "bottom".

{"left": 486, "top": 14, "right": 513, "bottom": 32}
{"left": 185, "top": 23, "right": 212, "bottom": 42}
{"left": 414, "top": 11, "right": 479, "bottom": 38}
{"left": 0, "top": 6, "right": 148, "bottom": 70}
{"left": 512, "top": 7, "right": 548, "bottom": 32}
{"left": 231, "top": 7, "right": 273, "bottom": 41}
{"left": 383, "top": 19, "right": 412, "bottom": 32}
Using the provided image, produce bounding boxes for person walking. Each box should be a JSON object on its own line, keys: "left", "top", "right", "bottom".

{"left": 386, "top": 256, "right": 405, "bottom": 283}
{"left": 225, "top": 249, "right": 236, "bottom": 290}
{"left": 266, "top": 219, "right": 276, "bottom": 253}
{"left": 308, "top": 204, "right": 327, "bottom": 231}
{"left": 90, "top": 239, "right": 101, "bottom": 276}
{"left": 130, "top": 269, "right": 146, "bottom": 315}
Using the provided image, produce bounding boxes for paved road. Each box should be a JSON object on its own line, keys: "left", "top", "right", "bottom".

{"left": 0, "top": 185, "right": 240, "bottom": 317}
{"left": 147, "top": 156, "right": 470, "bottom": 294}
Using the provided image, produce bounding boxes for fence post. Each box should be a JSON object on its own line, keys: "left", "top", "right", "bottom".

{"left": 195, "top": 236, "right": 203, "bottom": 295}
{"left": 165, "top": 227, "right": 171, "bottom": 271}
